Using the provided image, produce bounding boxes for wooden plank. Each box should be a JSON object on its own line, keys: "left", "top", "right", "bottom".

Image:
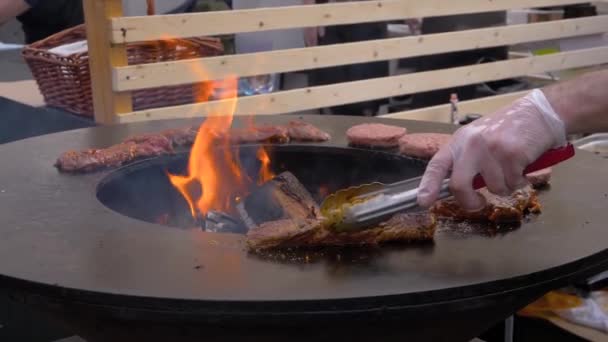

{"left": 83, "top": 0, "right": 132, "bottom": 124}
{"left": 383, "top": 64, "right": 608, "bottom": 123}
{"left": 110, "top": 0, "right": 592, "bottom": 43}
{"left": 381, "top": 90, "right": 531, "bottom": 123}
{"left": 115, "top": 46, "right": 608, "bottom": 122}
{"left": 113, "top": 15, "right": 608, "bottom": 91}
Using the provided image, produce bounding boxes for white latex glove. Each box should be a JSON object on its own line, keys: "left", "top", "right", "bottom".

{"left": 417, "top": 89, "right": 568, "bottom": 211}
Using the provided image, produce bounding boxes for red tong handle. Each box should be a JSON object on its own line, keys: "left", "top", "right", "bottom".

{"left": 471, "top": 143, "right": 575, "bottom": 190}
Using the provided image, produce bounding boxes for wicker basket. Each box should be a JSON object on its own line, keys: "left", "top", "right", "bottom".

{"left": 22, "top": 23, "right": 224, "bottom": 117}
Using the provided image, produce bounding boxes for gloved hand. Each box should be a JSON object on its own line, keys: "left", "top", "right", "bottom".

{"left": 417, "top": 89, "right": 568, "bottom": 211}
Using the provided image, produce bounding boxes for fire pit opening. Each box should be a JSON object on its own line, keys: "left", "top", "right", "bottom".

{"left": 96, "top": 145, "right": 426, "bottom": 232}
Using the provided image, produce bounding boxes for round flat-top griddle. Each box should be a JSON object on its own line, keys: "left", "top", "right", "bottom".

{"left": 0, "top": 115, "right": 607, "bottom": 341}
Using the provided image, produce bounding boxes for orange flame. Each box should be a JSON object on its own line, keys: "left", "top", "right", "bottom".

{"left": 166, "top": 46, "right": 275, "bottom": 219}
{"left": 257, "top": 147, "right": 274, "bottom": 185}
{"left": 244, "top": 114, "right": 275, "bottom": 185}
{"left": 167, "top": 77, "right": 244, "bottom": 216}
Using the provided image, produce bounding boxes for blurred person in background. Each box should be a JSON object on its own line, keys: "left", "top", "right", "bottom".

{"left": 1, "top": 0, "right": 199, "bottom": 45}
{"left": 302, "top": 0, "right": 389, "bottom": 116}
{"left": 408, "top": 11, "right": 510, "bottom": 109}
{"left": 232, "top": 0, "right": 304, "bottom": 97}
{"left": 0, "top": 0, "right": 83, "bottom": 44}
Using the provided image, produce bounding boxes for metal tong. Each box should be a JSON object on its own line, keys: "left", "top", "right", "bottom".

{"left": 320, "top": 144, "right": 576, "bottom": 232}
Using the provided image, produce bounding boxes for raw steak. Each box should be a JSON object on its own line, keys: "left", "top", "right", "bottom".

{"left": 287, "top": 120, "right": 331, "bottom": 142}
{"left": 229, "top": 125, "right": 290, "bottom": 144}
{"left": 55, "top": 135, "right": 173, "bottom": 173}
{"left": 160, "top": 125, "right": 200, "bottom": 146}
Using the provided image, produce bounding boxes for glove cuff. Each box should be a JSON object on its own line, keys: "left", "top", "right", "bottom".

{"left": 528, "top": 88, "right": 568, "bottom": 148}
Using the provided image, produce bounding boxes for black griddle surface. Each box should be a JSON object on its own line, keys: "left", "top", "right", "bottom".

{"left": 0, "top": 115, "right": 606, "bottom": 315}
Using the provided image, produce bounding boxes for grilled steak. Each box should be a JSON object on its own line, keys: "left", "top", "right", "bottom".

{"left": 56, "top": 121, "right": 331, "bottom": 173}
{"left": 124, "top": 125, "right": 199, "bottom": 147}
{"left": 55, "top": 135, "right": 173, "bottom": 173}
{"left": 431, "top": 185, "right": 541, "bottom": 224}
{"left": 287, "top": 120, "right": 331, "bottom": 142}
{"left": 229, "top": 125, "right": 290, "bottom": 144}
{"left": 398, "top": 133, "right": 452, "bottom": 159}
{"left": 346, "top": 123, "right": 407, "bottom": 148}
{"left": 246, "top": 212, "right": 436, "bottom": 251}
{"left": 526, "top": 168, "right": 552, "bottom": 188}
{"left": 160, "top": 125, "right": 200, "bottom": 146}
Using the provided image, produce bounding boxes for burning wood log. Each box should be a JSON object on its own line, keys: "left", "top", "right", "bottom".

{"left": 236, "top": 171, "right": 320, "bottom": 230}
{"left": 203, "top": 210, "right": 247, "bottom": 234}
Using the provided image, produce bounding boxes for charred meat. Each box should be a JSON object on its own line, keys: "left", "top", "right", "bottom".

{"left": 432, "top": 186, "right": 541, "bottom": 224}
{"left": 244, "top": 169, "right": 436, "bottom": 251}
{"left": 246, "top": 212, "right": 436, "bottom": 251}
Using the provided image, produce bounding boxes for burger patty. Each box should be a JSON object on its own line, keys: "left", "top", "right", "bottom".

{"left": 398, "top": 133, "right": 452, "bottom": 159}
{"left": 346, "top": 123, "right": 407, "bottom": 148}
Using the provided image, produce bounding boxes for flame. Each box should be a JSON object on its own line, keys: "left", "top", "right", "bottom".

{"left": 166, "top": 42, "right": 275, "bottom": 219}
{"left": 257, "top": 147, "right": 274, "bottom": 185}
{"left": 241, "top": 115, "right": 274, "bottom": 184}
{"left": 167, "top": 77, "right": 243, "bottom": 217}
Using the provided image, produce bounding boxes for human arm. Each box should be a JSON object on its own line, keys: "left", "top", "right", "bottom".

{"left": 0, "top": 0, "right": 31, "bottom": 24}
{"left": 416, "top": 69, "right": 608, "bottom": 210}
{"left": 544, "top": 69, "right": 608, "bottom": 134}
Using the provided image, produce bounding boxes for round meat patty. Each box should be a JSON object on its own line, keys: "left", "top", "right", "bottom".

{"left": 398, "top": 133, "right": 452, "bottom": 159}
{"left": 346, "top": 123, "right": 407, "bottom": 148}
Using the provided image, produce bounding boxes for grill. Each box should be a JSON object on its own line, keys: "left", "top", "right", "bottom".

{"left": 0, "top": 115, "right": 607, "bottom": 342}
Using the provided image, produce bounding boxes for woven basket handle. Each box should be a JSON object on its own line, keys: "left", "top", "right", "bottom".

{"left": 146, "top": 0, "right": 156, "bottom": 16}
